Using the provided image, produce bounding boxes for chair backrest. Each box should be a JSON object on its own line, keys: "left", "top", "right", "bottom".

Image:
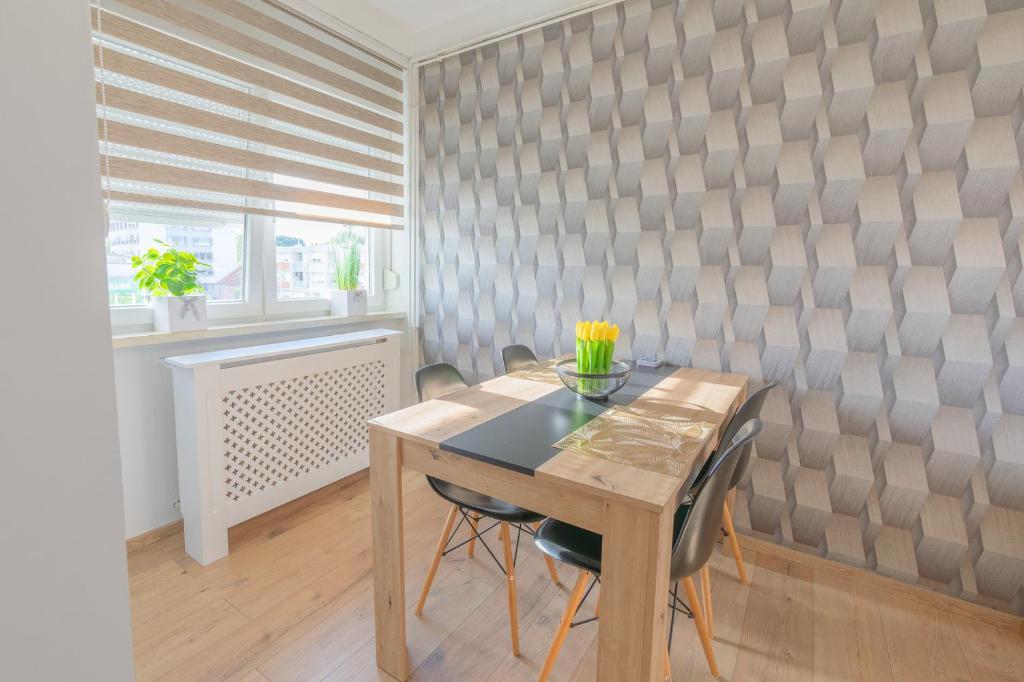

{"left": 690, "top": 381, "right": 777, "bottom": 491}
{"left": 669, "top": 419, "right": 762, "bottom": 581}
{"left": 414, "top": 362, "right": 468, "bottom": 402}
{"left": 501, "top": 344, "right": 538, "bottom": 374}
{"left": 722, "top": 381, "right": 777, "bottom": 488}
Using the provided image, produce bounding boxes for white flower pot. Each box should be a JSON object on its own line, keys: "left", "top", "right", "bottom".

{"left": 330, "top": 289, "right": 367, "bottom": 317}
{"left": 153, "top": 295, "right": 208, "bottom": 333}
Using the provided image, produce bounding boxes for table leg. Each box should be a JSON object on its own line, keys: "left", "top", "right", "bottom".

{"left": 370, "top": 429, "right": 408, "bottom": 680}
{"left": 597, "top": 500, "right": 673, "bottom": 682}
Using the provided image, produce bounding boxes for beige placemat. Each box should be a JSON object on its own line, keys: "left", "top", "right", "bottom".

{"left": 553, "top": 405, "right": 715, "bottom": 477}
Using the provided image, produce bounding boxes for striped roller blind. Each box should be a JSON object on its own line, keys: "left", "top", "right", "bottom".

{"left": 92, "top": 0, "right": 405, "bottom": 230}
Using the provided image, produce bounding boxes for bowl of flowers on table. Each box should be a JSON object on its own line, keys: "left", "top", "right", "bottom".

{"left": 555, "top": 320, "right": 631, "bottom": 399}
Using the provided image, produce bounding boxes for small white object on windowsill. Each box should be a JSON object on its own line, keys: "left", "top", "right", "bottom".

{"left": 637, "top": 353, "right": 664, "bottom": 368}
{"left": 153, "top": 295, "right": 208, "bottom": 333}
{"left": 330, "top": 289, "right": 368, "bottom": 317}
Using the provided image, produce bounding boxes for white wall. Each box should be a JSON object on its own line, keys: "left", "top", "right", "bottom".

{"left": 115, "top": 317, "right": 415, "bottom": 538}
{"left": 0, "top": 1, "right": 135, "bottom": 679}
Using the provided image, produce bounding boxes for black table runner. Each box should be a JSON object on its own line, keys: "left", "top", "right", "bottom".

{"left": 438, "top": 363, "right": 678, "bottom": 475}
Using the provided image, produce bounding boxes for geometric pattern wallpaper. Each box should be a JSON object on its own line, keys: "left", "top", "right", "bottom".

{"left": 417, "top": 0, "right": 1024, "bottom": 614}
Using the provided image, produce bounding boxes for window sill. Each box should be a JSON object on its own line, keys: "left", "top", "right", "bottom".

{"left": 111, "top": 310, "right": 407, "bottom": 350}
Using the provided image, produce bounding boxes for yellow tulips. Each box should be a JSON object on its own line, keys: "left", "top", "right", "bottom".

{"left": 575, "top": 320, "right": 619, "bottom": 374}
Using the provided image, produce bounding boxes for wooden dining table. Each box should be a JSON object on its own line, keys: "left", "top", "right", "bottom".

{"left": 367, "top": 361, "right": 748, "bottom": 681}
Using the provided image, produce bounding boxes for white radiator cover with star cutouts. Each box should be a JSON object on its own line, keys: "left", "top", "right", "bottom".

{"left": 167, "top": 330, "right": 402, "bottom": 565}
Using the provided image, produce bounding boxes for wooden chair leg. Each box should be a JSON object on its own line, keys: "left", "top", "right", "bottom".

{"left": 534, "top": 522, "right": 561, "bottom": 585}
{"left": 539, "top": 570, "right": 590, "bottom": 682}
{"left": 415, "top": 504, "right": 459, "bottom": 616}
{"left": 467, "top": 512, "right": 480, "bottom": 557}
{"left": 722, "top": 499, "right": 749, "bottom": 584}
{"left": 682, "top": 576, "right": 719, "bottom": 677}
{"left": 701, "top": 563, "right": 714, "bottom": 640}
{"left": 662, "top": 644, "right": 672, "bottom": 681}
{"left": 499, "top": 521, "right": 521, "bottom": 656}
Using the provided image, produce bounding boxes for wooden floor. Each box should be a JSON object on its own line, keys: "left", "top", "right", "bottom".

{"left": 128, "top": 472, "right": 1023, "bottom": 681}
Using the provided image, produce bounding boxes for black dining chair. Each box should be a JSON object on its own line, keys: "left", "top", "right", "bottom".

{"left": 532, "top": 419, "right": 763, "bottom": 681}
{"left": 501, "top": 344, "right": 539, "bottom": 373}
{"left": 413, "top": 362, "right": 561, "bottom": 657}
{"left": 680, "top": 382, "right": 776, "bottom": 641}
{"left": 691, "top": 380, "right": 777, "bottom": 586}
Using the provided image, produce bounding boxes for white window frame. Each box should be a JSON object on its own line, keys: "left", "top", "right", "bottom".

{"left": 107, "top": 209, "right": 260, "bottom": 329}
{"left": 108, "top": 212, "right": 390, "bottom": 331}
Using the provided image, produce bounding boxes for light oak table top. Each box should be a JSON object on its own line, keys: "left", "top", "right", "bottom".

{"left": 370, "top": 365, "right": 748, "bottom": 511}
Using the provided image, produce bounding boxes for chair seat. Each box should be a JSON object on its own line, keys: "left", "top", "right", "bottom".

{"left": 426, "top": 476, "right": 546, "bottom": 523}
{"left": 534, "top": 504, "right": 692, "bottom": 576}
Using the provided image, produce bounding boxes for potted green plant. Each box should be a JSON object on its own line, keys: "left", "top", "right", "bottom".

{"left": 131, "top": 240, "right": 209, "bottom": 332}
{"left": 329, "top": 233, "right": 367, "bottom": 317}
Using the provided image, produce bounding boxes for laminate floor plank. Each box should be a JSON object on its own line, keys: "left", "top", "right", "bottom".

{"left": 665, "top": 547, "right": 759, "bottom": 682}
{"left": 253, "top": 500, "right": 462, "bottom": 680}
{"left": 201, "top": 481, "right": 413, "bottom": 618}
{"left": 409, "top": 542, "right": 567, "bottom": 681}
{"left": 128, "top": 559, "right": 193, "bottom": 610}
{"left": 256, "top": 569, "right": 380, "bottom": 682}
{"left": 228, "top": 472, "right": 370, "bottom": 550}
{"left": 126, "top": 473, "right": 1024, "bottom": 682}
{"left": 127, "top": 529, "right": 191, "bottom": 579}
{"left": 323, "top": 567, "right": 497, "bottom": 681}
{"left": 485, "top": 571, "right": 597, "bottom": 682}
{"left": 731, "top": 553, "right": 814, "bottom": 682}
{"left": 151, "top": 477, "right": 430, "bottom": 679}
{"left": 147, "top": 472, "right": 434, "bottom": 634}
{"left": 251, "top": 497, "right": 455, "bottom": 679}
{"left": 177, "top": 484, "right": 447, "bottom": 681}
{"left": 812, "top": 569, "right": 893, "bottom": 682}
{"left": 135, "top": 596, "right": 250, "bottom": 681}
{"left": 946, "top": 612, "right": 1024, "bottom": 682}
{"left": 877, "top": 590, "right": 974, "bottom": 682}
{"left": 567, "top": 633, "right": 600, "bottom": 682}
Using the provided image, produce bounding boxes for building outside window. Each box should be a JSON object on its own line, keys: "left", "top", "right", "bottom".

{"left": 274, "top": 224, "right": 370, "bottom": 301}
{"left": 106, "top": 220, "right": 244, "bottom": 307}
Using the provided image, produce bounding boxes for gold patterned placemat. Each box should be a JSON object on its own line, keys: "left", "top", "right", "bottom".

{"left": 553, "top": 405, "right": 715, "bottom": 477}
{"left": 506, "top": 358, "right": 564, "bottom": 385}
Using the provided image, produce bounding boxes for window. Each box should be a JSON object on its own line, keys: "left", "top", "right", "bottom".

{"left": 106, "top": 219, "right": 244, "bottom": 306}
{"left": 259, "top": 215, "right": 389, "bottom": 316}
{"left": 275, "top": 223, "right": 369, "bottom": 300}
{"left": 93, "top": 0, "right": 405, "bottom": 330}
{"left": 105, "top": 209, "right": 390, "bottom": 325}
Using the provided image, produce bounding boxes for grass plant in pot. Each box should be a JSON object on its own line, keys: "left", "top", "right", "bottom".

{"left": 329, "top": 232, "right": 367, "bottom": 317}
{"left": 131, "top": 240, "right": 209, "bottom": 333}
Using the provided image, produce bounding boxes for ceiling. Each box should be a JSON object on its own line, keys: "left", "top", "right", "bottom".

{"left": 303, "top": 0, "right": 595, "bottom": 60}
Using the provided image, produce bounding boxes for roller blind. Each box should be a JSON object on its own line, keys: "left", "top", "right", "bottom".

{"left": 92, "top": 0, "right": 405, "bottom": 230}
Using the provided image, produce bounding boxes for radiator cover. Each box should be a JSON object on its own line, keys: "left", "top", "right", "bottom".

{"left": 222, "top": 359, "right": 387, "bottom": 503}
{"left": 166, "top": 329, "right": 402, "bottom": 564}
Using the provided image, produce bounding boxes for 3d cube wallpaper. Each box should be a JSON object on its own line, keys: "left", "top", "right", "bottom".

{"left": 418, "top": 0, "right": 1024, "bottom": 613}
